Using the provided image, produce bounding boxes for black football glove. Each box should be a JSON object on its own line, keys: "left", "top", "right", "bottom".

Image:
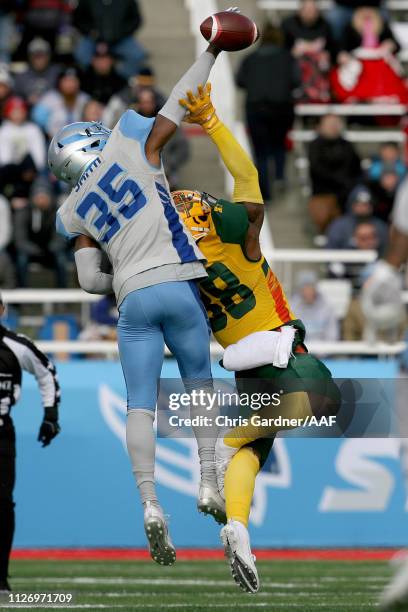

{"left": 38, "top": 406, "right": 61, "bottom": 447}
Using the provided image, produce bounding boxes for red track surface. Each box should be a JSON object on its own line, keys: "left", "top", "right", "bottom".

{"left": 11, "top": 548, "right": 398, "bottom": 561}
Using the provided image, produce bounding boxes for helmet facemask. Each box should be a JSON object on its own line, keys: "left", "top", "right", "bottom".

{"left": 172, "top": 190, "right": 213, "bottom": 242}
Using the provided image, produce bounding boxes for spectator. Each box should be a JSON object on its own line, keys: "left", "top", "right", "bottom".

{"left": 282, "top": 0, "right": 334, "bottom": 102}
{"left": 14, "top": 38, "right": 60, "bottom": 107}
{"left": 0, "top": 3, "right": 15, "bottom": 63}
{"left": 343, "top": 292, "right": 405, "bottom": 341}
{"left": 236, "top": 23, "right": 300, "bottom": 201}
{"left": 14, "top": 0, "right": 72, "bottom": 60}
{"left": 326, "top": 185, "right": 388, "bottom": 254}
{"left": 339, "top": 7, "right": 400, "bottom": 55}
{"left": 332, "top": 8, "right": 408, "bottom": 104}
{"left": 0, "top": 66, "right": 14, "bottom": 121}
{"left": 82, "top": 99, "right": 104, "bottom": 123}
{"left": 80, "top": 41, "right": 127, "bottom": 105}
{"left": 14, "top": 177, "right": 67, "bottom": 288}
{"left": 369, "top": 169, "right": 400, "bottom": 222}
{"left": 308, "top": 114, "right": 361, "bottom": 233}
{"left": 290, "top": 270, "right": 339, "bottom": 345}
{"left": 0, "top": 195, "right": 15, "bottom": 288}
{"left": 326, "top": 0, "right": 384, "bottom": 43}
{"left": 103, "top": 66, "right": 166, "bottom": 128}
{"left": 343, "top": 266, "right": 406, "bottom": 341}
{"left": 329, "top": 220, "right": 383, "bottom": 288}
{"left": 0, "top": 93, "right": 44, "bottom": 202}
{"left": 133, "top": 88, "right": 190, "bottom": 190}
{"left": 32, "top": 67, "right": 89, "bottom": 138}
{"left": 0, "top": 97, "right": 46, "bottom": 172}
{"left": 73, "top": 0, "right": 146, "bottom": 79}
{"left": 368, "top": 142, "right": 406, "bottom": 182}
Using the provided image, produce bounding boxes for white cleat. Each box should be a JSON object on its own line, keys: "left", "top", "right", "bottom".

{"left": 197, "top": 483, "right": 227, "bottom": 525}
{"left": 143, "top": 502, "right": 176, "bottom": 566}
{"left": 215, "top": 433, "right": 239, "bottom": 499}
{"left": 380, "top": 550, "right": 408, "bottom": 609}
{"left": 221, "top": 520, "right": 259, "bottom": 594}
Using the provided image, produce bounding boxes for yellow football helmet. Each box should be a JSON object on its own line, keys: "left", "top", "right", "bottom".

{"left": 172, "top": 190, "right": 213, "bottom": 242}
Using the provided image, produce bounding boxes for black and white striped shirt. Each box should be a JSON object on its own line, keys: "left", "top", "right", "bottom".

{"left": 0, "top": 325, "right": 60, "bottom": 420}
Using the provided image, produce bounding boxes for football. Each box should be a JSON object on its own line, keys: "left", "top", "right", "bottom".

{"left": 200, "top": 10, "right": 259, "bottom": 52}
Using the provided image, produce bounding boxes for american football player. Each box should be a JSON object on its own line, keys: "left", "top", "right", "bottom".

{"left": 48, "top": 46, "right": 227, "bottom": 567}
{"left": 175, "top": 84, "right": 340, "bottom": 593}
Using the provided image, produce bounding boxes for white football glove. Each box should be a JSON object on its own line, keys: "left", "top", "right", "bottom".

{"left": 361, "top": 260, "right": 404, "bottom": 331}
{"left": 226, "top": 6, "right": 241, "bottom": 12}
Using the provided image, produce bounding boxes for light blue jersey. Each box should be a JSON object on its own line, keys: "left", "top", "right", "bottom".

{"left": 57, "top": 110, "right": 206, "bottom": 305}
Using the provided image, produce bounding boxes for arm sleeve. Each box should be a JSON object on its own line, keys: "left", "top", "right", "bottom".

{"left": 75, "top": 247, "right": 114, "bottom": 294}
{"left": 159, "top": 52, "right": 216, "bottom": 127}
{"left": 205, "top": 119, "right": 263, "bottom": 204}
{"left": 4, "top": 333, "right": 60, "bottom": 410}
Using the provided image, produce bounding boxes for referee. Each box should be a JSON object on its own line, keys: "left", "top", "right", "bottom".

{"left": 0, "top": 292, "right": 61, "bottom": 593}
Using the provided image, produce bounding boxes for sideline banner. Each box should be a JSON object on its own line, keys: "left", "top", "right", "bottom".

{"left": 13, "top": 359, "right": 407, "bottom": 548}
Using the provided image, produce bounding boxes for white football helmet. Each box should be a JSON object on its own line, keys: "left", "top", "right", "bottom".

{"left": 48, "top": 121, "right": 111, "bottom": 187}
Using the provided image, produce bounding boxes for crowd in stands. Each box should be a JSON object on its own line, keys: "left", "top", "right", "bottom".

{"left": 0, "top": 0, "right": 406, "bottom": 351}
{"left": 237, "top": 0, "right": 408, "bottom": 202}
{"left": 0, "top": 0, "right": 190, "bottom": 291}
{"left": 236, "top": 0, "right": 407, "bottom": 346}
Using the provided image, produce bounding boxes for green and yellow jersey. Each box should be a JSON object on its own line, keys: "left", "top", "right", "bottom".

{"left": 198, "top": 199, "right": 295, "bottom": 348}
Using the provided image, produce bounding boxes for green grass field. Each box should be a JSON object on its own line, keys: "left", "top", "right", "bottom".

{"left": 0, "top": 559, "right": 394, "bottom": 611}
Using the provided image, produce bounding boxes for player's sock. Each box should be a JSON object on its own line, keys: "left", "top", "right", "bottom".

{"left": 191, "top": 414, "right": 218, "bottom": 487}
{"left": 188, "top": 382, "right": 218, "bottom": 487}
{"left": 126, "top": 409, "right": 160, "bottom": 507}
{"left": 224, "top": 447, "right": 260, "bottom": 527}
{"left": 224, "top": 391, "right": 313, "bottom": 449}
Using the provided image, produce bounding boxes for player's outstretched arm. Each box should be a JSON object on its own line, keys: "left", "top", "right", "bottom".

{"left": 180, "top": 83, "right": 263, "bottom": 260}
{"left": 145, "top": 44, "right": 221, "bottom": 167}
{"left": 180, "top": 83, "right": 263, "bottom": 208}
{"left": 74, "top": 235, "right": 114, "bottom": 295}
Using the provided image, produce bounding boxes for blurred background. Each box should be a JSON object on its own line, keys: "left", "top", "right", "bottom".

{"left": 1, "top": 0, "right": 407, "bottom": 551}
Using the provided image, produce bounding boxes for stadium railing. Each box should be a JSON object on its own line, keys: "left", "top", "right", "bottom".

{"left": 3, "top": 249, "right": 407, "bottom": 354}
{"left": 295, "top": 104, "right": 407, "bottom": 117}
{"left": 291, "top": 129, "right": 405, "bottom": 143}
{"left": 34, "top": 339, "right": 407, "bottom": 357}
{"left": 2, "top": 248, "right": 378, "bottom": 313}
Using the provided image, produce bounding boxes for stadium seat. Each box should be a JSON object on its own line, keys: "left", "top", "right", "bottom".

{"left": 39, "top": 314, "right": 80, "bottom": 360}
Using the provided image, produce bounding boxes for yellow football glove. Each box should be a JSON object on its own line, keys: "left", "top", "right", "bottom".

{"left": 179, "top": 83, "right": 219, "bottom": 132}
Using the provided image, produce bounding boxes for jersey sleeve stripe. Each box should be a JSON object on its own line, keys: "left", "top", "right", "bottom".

{"left": 155, "top": 182, "right": 200, "bottom": 264}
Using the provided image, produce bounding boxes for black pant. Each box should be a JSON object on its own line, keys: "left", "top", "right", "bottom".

{"left": 0, "top": 419, "right": 15, "bottom": 582}
{"left": 246, "top": 102, "right": 295, "bottom": 201}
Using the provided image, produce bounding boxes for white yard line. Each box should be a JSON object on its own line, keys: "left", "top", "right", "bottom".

{"left": 11, "top": 576, "right": 389, "bottom": 587}
{"left": 0, "top": 604, "right": 376, "bottom": 610}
